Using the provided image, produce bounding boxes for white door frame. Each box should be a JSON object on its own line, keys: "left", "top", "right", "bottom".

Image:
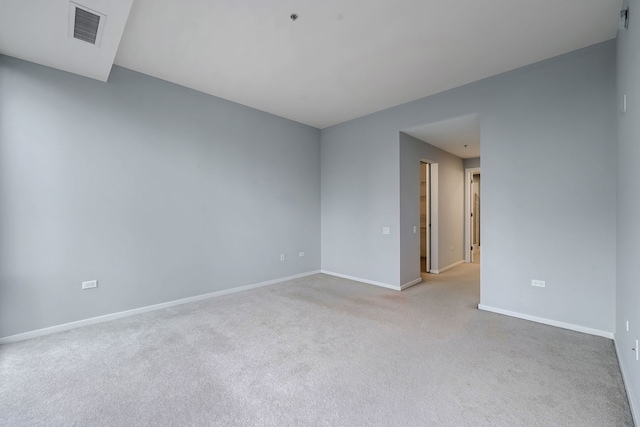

{"left": 464, "top": 167, "right": 481, "bottom": 262}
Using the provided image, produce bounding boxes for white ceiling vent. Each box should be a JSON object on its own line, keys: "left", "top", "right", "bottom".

{"left": 69, "top": 2, "right": 106, "bottom": 46}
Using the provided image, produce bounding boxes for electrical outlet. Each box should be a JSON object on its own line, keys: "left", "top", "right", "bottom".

{"left": 635, "top": 339, "right": 639, "bottom": 361}
{"left": 531, "top": 279, "right": 545, "bottom": 288}
{"left": 82, "top": 280, "right": 97, "bottom": 290}
{"left": 627, "top": 320, "right": 630, "bottom": 332}
{"left": 280, "top": 253, "right": 285, "bottom": 261}
{"left": 413, "top": 226, "right": 417, "bottom": 234}
{"left": 299, "top": 252, "right": 305, "bottom": 257}
{"left": 382, "top": 227, "right": 390, "bottom": 235}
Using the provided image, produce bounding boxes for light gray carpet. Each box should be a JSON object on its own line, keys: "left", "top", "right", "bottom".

{"left": 0, "top": 264, "right": 633, "bottom": 426}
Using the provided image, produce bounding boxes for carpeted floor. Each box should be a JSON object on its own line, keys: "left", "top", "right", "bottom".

{"left": 0, "top": 264, "right": 633, "bottom": 426}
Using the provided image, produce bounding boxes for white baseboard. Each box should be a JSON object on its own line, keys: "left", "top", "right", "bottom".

{"left": 320, "top": 270, "right": 401, "bottom": 291}
{"left": 614, "top": 335, "right": 639, "bottom": 426}
{"left": 430, "top": 260, "right": 464, "bottom": 275}
{"left": 400, "top": 277, "right": 422, "bottom": 290}
{"left": 477, "top": 304, "right": 614, "bottom": 339}
{"left": 0, "top": 270, "right": 321, "bottom": 345}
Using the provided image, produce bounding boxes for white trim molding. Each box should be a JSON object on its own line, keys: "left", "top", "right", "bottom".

{"left": 478, "top": 304, "right": 614, "bottom": 339}
{"left": 614, "top": 336, "right": 639, "bottom": 426}
{"left": 400, "top": 277, "right": 422, "bottom": 290}
{"left": 0, "top": 270, "right": 321, "bottom": 344}
{"left": 320, "top": 271, "right": 422, "bottom": 291}
{"left": 320, "top": 270, "right": 401, "bottom": 291}
{"left": 429, "top": 260, "right": 464, "bottom": 275}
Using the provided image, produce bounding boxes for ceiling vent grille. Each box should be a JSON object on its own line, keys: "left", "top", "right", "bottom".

{"left": 74, "top": 8, "right": 100, "bottom": 44}
{"left": 68, "top": 2, "right": 106, "bottom": 46}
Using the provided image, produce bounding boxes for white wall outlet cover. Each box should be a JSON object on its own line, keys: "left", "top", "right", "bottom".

{"left": 531, "top": 279, "right": 546, "bottom": 288}
{"left": 413, "top": 226, "right": 417, "bottom": 234}
{"left": 382, "top": 227, "right": 390, "bottom": 235}
{"left": 299, "top": 252, "right": 305, "bottom": 257}
{"left": 280, "top": 254, "right": 285, "bottom": 261}
{"left": 82, "top": 280, "right": 98, "bottom": 289}
{"left": 627, "top": 320, "right": 630, "bottom": 332}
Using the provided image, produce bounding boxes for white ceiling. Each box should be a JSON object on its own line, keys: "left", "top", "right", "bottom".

{"left": 0, "top": 0, "right": 133, "bottom": 82}
{"left": 404, "top": 114, "right": 480, "bottom": 159}
{"left": 0, "top": 0, "right": 622, "bottom": 128}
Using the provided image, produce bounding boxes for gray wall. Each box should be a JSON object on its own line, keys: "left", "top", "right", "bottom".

{"left": 321, "top": 40, "right": 616, "bottom": 332}
{"left": 0, "top": 56, "right": 321, "bottom": 338}
{"left": 320, "top": 117, "right": 401, "bottom": 285}
{"left": 616, "top": 0, "right": 640, "bottom": 417}
{"left": 463, "top": 157, "right": 480, "bottom": 169}
{"left": 399, "top": 133, "right": 464, "bottom": 284}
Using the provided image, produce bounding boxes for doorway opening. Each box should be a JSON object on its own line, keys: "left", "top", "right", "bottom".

{"left": 465, "top": 167, "right": 481, "bottom": 263}
{"left": 420, "top": 162, "right": 431, "bottom": 275}
{"left": 472, "top": 173, "right": 480, "bottom": 263}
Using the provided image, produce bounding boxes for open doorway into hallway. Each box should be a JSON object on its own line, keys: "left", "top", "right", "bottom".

{"left": 400, "top": 113, "right": 480, "bottom": 289}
